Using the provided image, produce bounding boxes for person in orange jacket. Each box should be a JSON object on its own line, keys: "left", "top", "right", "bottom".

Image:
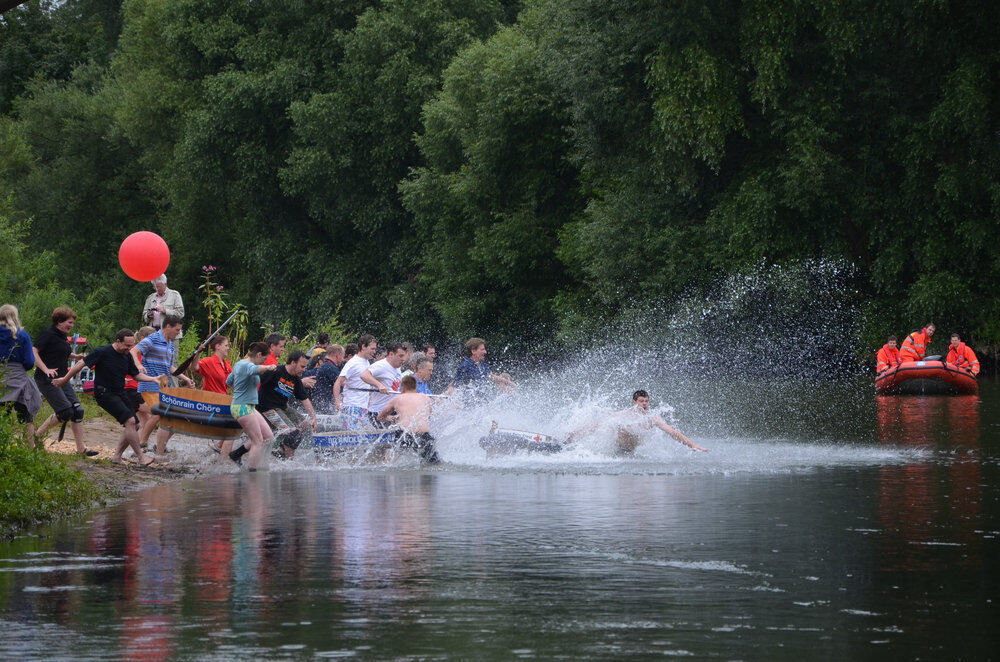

{"left": 946, "top": 333, "right": 980, "bottom": 375}
{"left": 876, "top": 335, "right": 902, "bottom": 373}
{"left": 899, "top": 323, "right": 935, "bottom": 362}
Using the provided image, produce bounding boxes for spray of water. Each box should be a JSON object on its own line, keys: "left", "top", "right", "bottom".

{"left": 165, "top": 259, "right": 921, "bottom": 475}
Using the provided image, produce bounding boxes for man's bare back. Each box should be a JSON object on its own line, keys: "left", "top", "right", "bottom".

{"left": 377, "top": 391, "right": 431, "bottom": 433}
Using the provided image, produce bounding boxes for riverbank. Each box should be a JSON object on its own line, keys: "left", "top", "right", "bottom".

{"left": 0, "top": 415, "right": 197, "bottom": 539}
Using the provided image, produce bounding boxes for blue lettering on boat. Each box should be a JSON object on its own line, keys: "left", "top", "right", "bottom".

{"left": 159, "top": 393, "right": 229, "bottom": 415}
{"left": 313, "top": 431, "right": 391, "bottom": 448}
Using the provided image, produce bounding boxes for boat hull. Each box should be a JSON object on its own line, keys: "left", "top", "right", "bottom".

{"left": 312, "top": 429, "right": 395, "bottom": 451}
{"left": 874, "top": 361, "right": 978, "bottom": 395}
{"left": 479, "top": 428, "right": 564, "bottom": 454}
{"left": 144, "top": 388, "right": 243, "bottom": 439}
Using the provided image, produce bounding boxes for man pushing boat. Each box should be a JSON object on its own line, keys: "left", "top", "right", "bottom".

{"left": 376, "top": 375, "right": 440, "bottom": 464}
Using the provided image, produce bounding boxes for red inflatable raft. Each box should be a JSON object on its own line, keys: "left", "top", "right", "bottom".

{"left": 875, "top": 359, "right": 978, "bottom": 395}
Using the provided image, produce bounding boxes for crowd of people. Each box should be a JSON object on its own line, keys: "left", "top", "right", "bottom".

{"left": 5, "top": 281, "right": 990, "bottom": 467}
{"left": 1, "top": 274, "right": 518, "bottom": 468}
{"left": 0, "top": 281, "right": 986, "bottom": 487}
{"left": 875, "top": 323, "right": 981, "bottom": 375}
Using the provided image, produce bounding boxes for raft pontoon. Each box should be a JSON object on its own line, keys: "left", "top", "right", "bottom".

{"left": 875, "top": 360, "right": 978, "bottom": 395}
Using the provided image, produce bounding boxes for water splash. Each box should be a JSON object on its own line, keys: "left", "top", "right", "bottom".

{"left": 156, "top": 260, "right": 916, "bottom": 473}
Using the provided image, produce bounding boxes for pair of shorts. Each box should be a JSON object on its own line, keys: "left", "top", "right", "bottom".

{"left": 231, "top": 403, "right": 257, "bottom": 419}
{"left": 394, "top": 430, "right": 440, "bottom": 464}
{"left": 124, "top": 389, "right": 144, "bottom": 414}
{"left": 340, "top": 406, "right": 369, "bottom": 430}
{"left": 261, "top": 408, "right": 307, "bottom": 450}
{"left": 35, "top": 375, "right": 82, "bottom": 420}
{"left": 95, "top": 390, "right": 139, "bottom": 426}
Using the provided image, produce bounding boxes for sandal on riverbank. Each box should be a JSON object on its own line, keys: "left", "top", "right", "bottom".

{"left": 138, "top": 456, "right": 155, "bottom": 467}
{"left": 78, "top": 449, "right": 100, "bottom": 457}
{"left": 208, "top": 441, "right": 221, "bottom": 454}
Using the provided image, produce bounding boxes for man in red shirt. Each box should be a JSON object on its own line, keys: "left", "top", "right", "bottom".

{"left": 876, "top": 335, "right": 902, "bottom": 373}
{"left": 946, "top": 333, "right": 980, "bottom": 375}
{"left": 264, "top": 332, "right": 285, "bottom": 366}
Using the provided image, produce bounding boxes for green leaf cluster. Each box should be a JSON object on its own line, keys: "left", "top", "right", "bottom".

{"left": 1, "top": 0, "right": 998, "bottom": 362}
{"left": 0, "top": 409, "right": 101, "bottom": 537}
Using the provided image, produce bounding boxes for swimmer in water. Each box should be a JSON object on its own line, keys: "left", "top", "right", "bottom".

{"left": 568, "top": 389, "right": 707, "bottom": 453}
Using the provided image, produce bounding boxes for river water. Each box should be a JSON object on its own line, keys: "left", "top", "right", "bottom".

{"left": 1, "top": 379, "right": 998, "bottom": 659}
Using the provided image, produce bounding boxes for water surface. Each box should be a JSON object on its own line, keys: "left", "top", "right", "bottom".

{"left": 1, "top": 381, "right": 998, "bottom": 659}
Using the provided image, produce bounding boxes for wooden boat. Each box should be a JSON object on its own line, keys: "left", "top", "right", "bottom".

{"left": 143, "top": 387, "right": 243, "bottom": 439}
{"left": 874, "top": 359, "right": 978, "bottom": 395}
{"left": 479, "top": 424, "right": 564, "bottom": 454}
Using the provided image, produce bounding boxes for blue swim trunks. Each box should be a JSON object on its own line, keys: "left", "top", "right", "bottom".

{"left": 341, "top": 405, "right": 369, "bottom": 430}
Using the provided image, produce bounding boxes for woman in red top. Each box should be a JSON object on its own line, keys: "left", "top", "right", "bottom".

{"left": 196, "top": 335, "right": 233, "bottom": 394}
{"left": 195, "top": 335, "right": 234, "bottom": 454}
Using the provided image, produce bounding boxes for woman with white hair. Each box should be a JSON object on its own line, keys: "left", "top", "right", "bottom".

{"left": 142, "top": 274, "right": 184, "bottom": 329}
{"left": 0, "top": 304, "right": 43, "bottom": 445}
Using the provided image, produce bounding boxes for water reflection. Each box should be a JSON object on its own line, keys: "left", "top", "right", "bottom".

{"left": 0, "top": 385, "right": 997, "bottom": 659}
{"left": 875, "top": 395, "right": 982, "bottom": 572}
{"left": 0, "top": 473, "right": 440, "bottom": 659}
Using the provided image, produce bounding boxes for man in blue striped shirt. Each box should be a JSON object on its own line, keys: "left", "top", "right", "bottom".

{"left": 130, "top": 315, "right": 192, "bottom": 458}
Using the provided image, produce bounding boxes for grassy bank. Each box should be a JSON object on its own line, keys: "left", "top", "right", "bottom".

{"left": 0, "top": 410, "right": 104, "bottom": 538}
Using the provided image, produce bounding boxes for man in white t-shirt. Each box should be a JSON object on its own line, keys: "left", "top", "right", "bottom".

{"left": 361, "top": 342, "right": 406, "bottom": 424}
{"left": 333, "top": 334, "right": 378, "bottom": 429}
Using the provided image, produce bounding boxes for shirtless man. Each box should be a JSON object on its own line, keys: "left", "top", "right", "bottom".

{"left": 615, "top": 390, "right": 707, "bottom": 453}
{"left": 376, "top": 375, "right": 440, "bottom": 464}
{"left": 567, "top": 389, "right": 707, "bottom": 453}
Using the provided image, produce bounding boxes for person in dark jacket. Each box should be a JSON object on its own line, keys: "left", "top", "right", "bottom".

{"left": 0, "top": 304, "right": 43, "bottom": 445}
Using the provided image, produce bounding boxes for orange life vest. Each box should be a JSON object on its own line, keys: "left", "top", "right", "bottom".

{"left": 946, "top": 342, "right": 980, "bottom": 375}
{"left": 876, "top": 344, "right": 901, "bottom": 373}
{"left": 899, "top": 329, "right": 931, "bottom": 362}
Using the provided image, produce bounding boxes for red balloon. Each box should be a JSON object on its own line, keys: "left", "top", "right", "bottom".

{"left": 118, "top": 231, "right": 170, "bottom": 282}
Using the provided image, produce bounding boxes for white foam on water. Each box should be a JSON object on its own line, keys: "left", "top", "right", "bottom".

{"left": 0, "top": 563, "right": 122, "bottom": 574}
{"left": 22, "top": 585, "right": 91, "bottom": 593}
{"left": 567, "top": 547, "right": 765, "bottom": 577}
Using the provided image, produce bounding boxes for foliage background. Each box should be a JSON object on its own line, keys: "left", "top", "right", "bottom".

{"left": 1, "top": 0, "right": 998, "bottom": 370}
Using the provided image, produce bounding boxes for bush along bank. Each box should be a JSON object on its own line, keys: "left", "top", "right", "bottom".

{"left": 0, "top": 410, "right": 101, "bottom": 538}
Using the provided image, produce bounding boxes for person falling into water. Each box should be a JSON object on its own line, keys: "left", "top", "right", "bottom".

{"left": 614, "top": 390, "right": 707, "bottom": 453}
{"left": 569, "top": 390, "right": 707, "bottom": 454}
{"left": 376, "top": 375, "right": 440, "bottom": 464}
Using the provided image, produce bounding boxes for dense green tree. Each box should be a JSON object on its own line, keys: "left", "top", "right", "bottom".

{"left": 401, "top": 21, "right": 578, "bottom": 344}
{"left": 1, "top": 0, "right": 998, "bottom": 365}
{"left": 282, "top": 0, "right": 515, "bottom": 337}
{"left": 0, "top": 0, "right": 122, "bottom": 114}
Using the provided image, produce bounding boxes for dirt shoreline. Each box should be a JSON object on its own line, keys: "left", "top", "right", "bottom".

{"left": 44, "top": 418, "right": 207, "bottom": 507}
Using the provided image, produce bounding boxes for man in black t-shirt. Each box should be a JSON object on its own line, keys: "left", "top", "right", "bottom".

{"left": 233, "top": 351, "right": 317, "bottom": 462}
{"left": 56, "top": 328, "right": 163, "bottom": 465}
